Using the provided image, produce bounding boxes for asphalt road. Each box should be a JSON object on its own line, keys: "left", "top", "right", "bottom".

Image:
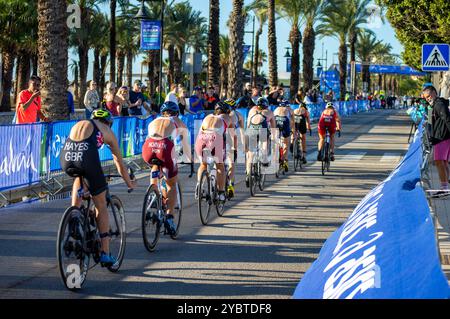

{"left": 0, "top": 109, "right": 411, "bottom": 299}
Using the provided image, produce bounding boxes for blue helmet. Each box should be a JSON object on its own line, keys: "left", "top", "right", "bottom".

{"left": 280, "top": 100, "right": 290, "bottom": 107}
{"left": 160, "top": 101, "right": 179, "bottom": 114}
{"left": 256, "top": 97, "right": 269, "bottom": 109}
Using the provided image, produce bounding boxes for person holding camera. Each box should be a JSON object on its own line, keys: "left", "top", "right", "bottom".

{"left": 15, "top": 75, "right": 48, "bottom": 124}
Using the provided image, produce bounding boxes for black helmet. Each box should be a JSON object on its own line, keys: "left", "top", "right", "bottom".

{"left": 160, "top": 101, "right": 180, "bottom": 115}
{"left": 215, "top": 101, "right": 231, "bottom": 114}
{"left": 256, "top": 97, "right": 269, "bottom": 109}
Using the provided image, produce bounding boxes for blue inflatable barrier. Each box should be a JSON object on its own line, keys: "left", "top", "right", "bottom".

{"left": 293, "top": 125, "right": 449, "bottom": 299}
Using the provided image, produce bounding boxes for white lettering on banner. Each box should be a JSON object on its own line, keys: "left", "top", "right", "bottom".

{"left": 324, "top": 245, "right": 379, "bottom": 299}
{"left": 52, "top": 134, "right": 67, "bottom": 158}
{"left": 0, "top": 136, "right": 38, "bottom": 176}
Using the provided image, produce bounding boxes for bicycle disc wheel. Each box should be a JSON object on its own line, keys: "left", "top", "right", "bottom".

{"left": 250, "top": 164, "right": 258, "bottom": 197}
{"left": 106, "top": 195, "right": 126, "bottom": 272}
{"left": 258, "top": 163, "right": 266, "bottom": 191}
{"left": 142, "top": 185, "right": 162, "bottom": 252}
{"left": 171, "top": 182, "right": 182, "bottom": 239}
{"left": 198, "top": 171, "right": 212, "bottom": 225}
{"left": 56, "top": 206, "right": 90, "bottom": 290}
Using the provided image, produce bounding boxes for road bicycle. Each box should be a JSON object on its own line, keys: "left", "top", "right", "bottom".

{"left": 56, "top": 169, "right": 133, "bottom": 290}
{"left": 197, "top": 149, "right": 228, "bottom": 225}
{"left": 292, "top": 130, "right": 304, "bottom": 172}
{"left": 275, "top": 132, "right": 288, "bottom": 178}
{"left": 142, "top": 159, "right": 183, "bottom": 252}
{"left": 248, "top": 131, "right": 267, "bottom": 197}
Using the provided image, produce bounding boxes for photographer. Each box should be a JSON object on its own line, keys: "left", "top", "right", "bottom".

{"left": 15, "top": 75, "right": 48, "bottom": 124}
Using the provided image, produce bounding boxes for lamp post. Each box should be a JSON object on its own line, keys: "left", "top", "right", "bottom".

{"left": 136, "top": 0, "right": 165, "bottom": 103}
{"left": 244, "top": 15, "right": 256, "bottom": 85}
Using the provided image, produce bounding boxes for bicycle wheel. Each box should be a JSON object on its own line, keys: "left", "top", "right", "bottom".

{"left": 106, "top": 195, "right": 126, "bottom": 272}
{"left": 250, "top": 163, "right": 258, "bottom": 197}
{"left": 258, "top": 162, "right": 266, "bottom": 191}
{"left": 294, "top": 138, "right": 303, "bottom": 171}
{"left": 56, "top": 206, "right": 90, "bottom": 290}
{"left": 142, "top": 185, "right": 162, "bottom": 252}
{"left": 321, "top": 144, "right": 329, "bottom": 176}
{"left": 171, "top": 182, "right": 182, "bottom": 239}
{"left": 198, "top": 171, "right": 212, "bottom": 225}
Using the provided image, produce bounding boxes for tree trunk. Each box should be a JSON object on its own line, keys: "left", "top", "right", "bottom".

{"left": 227, "top": 0, "right": 245, "bottom": 99}
{"left": 126, "top": 50, "right": 133, "bottom": 88}
{"left": 73, "top": 63, "right": 79, "bottom": 102}
{"left": 221, "top": 64, "right": 228, "bottom": 98}
{"left": 15, "top": 52, "right": 31, "bottom": 102}
{"left": 38, "top": 0, "right": 69, "bottom": 120}
{"left": 289, "top": 25, "right": 301, "bottom": 100}
{"left": 99, "top": 53, "right": 107, "bottom": 98}
{"left": 147, "top": 51, "right": 156, "bottom": 95}
{"left": 378, "top": 73, "right": 382, "bottom": 91}
{"left": 1, "top": 50, "right": 15, "bottom": 112}
{"left": 338, "top": 41, "right": 347, "bottom": 101}
{"left": 32, "top": 53, "right": 38, "bottom": 76}
{"left": 361, "top": 64, "right": 370, "bottom": 93}
{"left": 268, "top": 0, "right": 278, "bottom": 87}
{"left": 110, "top": 0, "right": 116, "bottom": 82}
{"left": 302, "top": 21, "right": 315, "bottom": 92}
{"left": 349, "top": 31, "right": 357, "bottom": 95}
{"left": 252, "top": 23, "right": 263, "bottom": 88}
{"left": 116, "top": 51, "right": 125, "bottom": 87}
{"left": 208, "top": 0, "right": 220, "bottom": 87}
{"left": 174, "top": 46, "right": 183, "bottom": 85}
{"left": 93, "top": 48, "right": 100, "bottom": 87}
{"left": 168, "top": 44, "right": 175, "bottom": 86}
{"left": 78, "top": 45, "right": 89, "bottom": 108}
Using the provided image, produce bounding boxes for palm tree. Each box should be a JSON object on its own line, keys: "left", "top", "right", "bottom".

{"left": 247, "top": 0, "right": 268, "bottom": 87}
{"left": 317, "top": 0, "right": 353, "bottom": 100}
{"left": 356, "top": 30, "right": 381, "bottom": 93}
{"left": 109, "top": 0, "right": 117, "bottom": 82}
{"left": 207, "top": 0, "right": 220, "bottom": 87}
{"left": 302, "top": 0, "right": 324, "bottom": 91}
{"left": 90, "top": 12, "right": 109, "bottom": 95}
{"left": 219, "top": 34, "right": 230, "bottom": 97}
{"left": 37, "top": 0, "right": 69, "bottom": 120}
{"left": 268, "top": 0, "right": 278, "bottom": 87}
{"left": 227, "top": 0, "right": 246, "bottom": 99}
{"left": 347, "top": 0, "right": 372, "bottom": 95}
{"left": 276, "top": 0, "right": 304, "bottom": 99}
{"left": 69, "top": 59, "right": 80, "bottom": 100}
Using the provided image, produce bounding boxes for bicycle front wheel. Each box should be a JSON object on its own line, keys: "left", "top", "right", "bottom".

{"left": 171, "top": 182, "right": 182, "bottom": 239}
{"left": 142, "top": 185, "right": 162, "bottom": 252}
{"left": 258, "top": 163, "right": 266, "bottom": 191}
{"left": 250, "top": 164, "right": 258, "bottom": 197}
{"left": 198, "top": 171, "right": 212, "bottom": 225}
{"left": 56, "top": 206, "right": 90, "bottom": 291}
{"left": 107, "top": 195, "right": 126, "bottom": 272}
{"left": 294, "top": 138, "right": 302, "bottom": 171}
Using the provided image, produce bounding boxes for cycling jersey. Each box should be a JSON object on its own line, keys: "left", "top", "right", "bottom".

{"left": 195, "top": 115, "right": 227, "bottom": 164}
{"left": 142, "top": 117, "right": 179, "bottom": 179}
{"left": 60, "top": 120, "right": 108, "bottom": 196}
{"left": 275, "top": 115, "right": 291, "bottom": 138}
{"left": 294, "top": 108, "right": 308, "bottom": 134}
{"left": 248, "top": 110, "right": 268, "bottom": 129}
{"left": 318, "top": 110, "right": 337, "bottom": 136}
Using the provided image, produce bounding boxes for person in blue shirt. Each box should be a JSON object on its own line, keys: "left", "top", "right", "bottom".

{"left": 67, "top": 90, "right": 75, "bottom": 116}
{"left": 189, "top": 86, "right": 205, "bottom": 113}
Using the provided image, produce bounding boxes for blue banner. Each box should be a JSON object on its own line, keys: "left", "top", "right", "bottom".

{"left": 140, "top": 20, "right": 161, "bottom": 50}
{"left": 243, "top": 45, "right": 251, "bottom": 61}
{"left": 0, "top": 124, "right": 43, "bottom": 191}
{"left": 293, "top": 125, "right": 449, "bottom": 299}
{"left": 48, "top": 121, "right": 77, "bottom": 172}
{"left": 286, "top": 58, "right": 292, "bottom": 73}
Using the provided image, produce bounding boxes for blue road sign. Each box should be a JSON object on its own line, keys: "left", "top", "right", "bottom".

{"left": 140, "top": 20, "right": 161, "bottom": 51}
{"left": 422, "top": 44, "right": 450, "bottom": 72}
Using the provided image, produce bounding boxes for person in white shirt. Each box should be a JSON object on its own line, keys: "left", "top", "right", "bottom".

{"left": 165, "top": 84, "right": 179, "bottom": 105}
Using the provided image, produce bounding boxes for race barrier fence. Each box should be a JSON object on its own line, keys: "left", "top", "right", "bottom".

{"left": 292, "top": 123, "right": 449, "bottom": 299}
{"left": 0, "top": 100, "right": 371, "bottom": 192}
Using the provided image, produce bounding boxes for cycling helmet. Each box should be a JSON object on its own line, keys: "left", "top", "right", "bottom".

{"left": 326, "top": 102, "right": 335, "bottom": 108}
{"left": 224, "top": 98, "right": 237, "bottom": 109}
{"left": 299, "top": 102, "right": 307, "bottom": 108}
{"left": 91, "top": 109, "right": 113, "bottom": 126}
{"left": 280, "top": 100, "right": 290, "bottom": 107}
{"left": 160, "top": 101, "right": 180, "bottom": 115}
{"left": 215, "top": 101, "right": 231, "bottom": 114}
{"left": 256, "top": 97, "right": 269, "bottom": 109}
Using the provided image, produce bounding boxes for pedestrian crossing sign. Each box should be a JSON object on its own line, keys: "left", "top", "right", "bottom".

{"left": 422, "top": 44, "right": 450, "bottom": 71}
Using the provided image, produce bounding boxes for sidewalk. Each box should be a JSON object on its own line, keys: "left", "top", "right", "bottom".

{"left": 427, "top": 162, "right": 450, "bottom": 282}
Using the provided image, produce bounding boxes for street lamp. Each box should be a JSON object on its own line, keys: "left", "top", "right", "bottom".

{"left": 135, "top": 0, "right": 165, "bottom": 104}
{"left": 284, "top": 47, "right": 291, "bottom": 58}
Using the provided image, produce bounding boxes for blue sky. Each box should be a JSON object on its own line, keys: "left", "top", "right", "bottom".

{"left": 83, "top": 0, "right": 404, "bottom": 81}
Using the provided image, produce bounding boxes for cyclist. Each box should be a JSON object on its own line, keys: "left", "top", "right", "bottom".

{"left": 224, "top": 98, "right": 245, "bottom": 198}
{"left": 274, "top": 100, "right": 294, "bottom": 172}
{"left": 142, "top": 101, "right": 191, "bottom": 235}
{"left": 317, "top": 102, "right": 342, "bottom": 162}
{"left": 246, "top": 97, "right": 275, "bottom": 187}
{"left": 194, "top": 102, "right": 229, "bottom": 202}
{"left": 292, "top": 102, "right": 311, "bottom": 164}
{"left": 60, "top": 109, "right": 136, "bottom": 267}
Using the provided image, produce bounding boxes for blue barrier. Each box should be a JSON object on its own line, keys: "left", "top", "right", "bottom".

{"left": 293, "top": 125, "right": 449, "bottom": 299}
{"left": 0, "top": 124, "right": 44, "bottom": 191}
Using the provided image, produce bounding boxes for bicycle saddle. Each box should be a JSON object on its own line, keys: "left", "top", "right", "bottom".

{"left": 66, "top": 167, "right": 84, "bottom": 177}
{"left": 150, "top": 158, "right": 164, "bottom": 166}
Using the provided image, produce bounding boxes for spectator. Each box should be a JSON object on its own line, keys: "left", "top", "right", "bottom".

{"left": 304, "top": 90, "right": 314, "bottom": 104}
{"left": 423, "top": 86, "right": 450, "bottom": 196}
{"left": 189, "top": 86, "right": 205, "bottom": 113}
{"left": 213, "top": 84, "right": 221, "bottom": 100}
{"left": 204, "top": 86, "right": 219, "bottom": 110}
{"left": 165, "top": 83, "right": 179, "bottom": 105}
{"left": 295, "top": 88, "right": 305, "bottom": 104}
{"left": 83, "top": 80, "right": 100, "bottom": 119}
{"left": 236, "top": 89, "right": 254, "bottom": 108}
{"left": 16, "top": 75, "right": 47, "bottom": 124}
{"left": 251, "top": 86, "right": 261, "bottom": 105}
{"left": 244, "top": 82, "right": 252, "bottom": 96}
{"left": 104, "top": 82, "right": 124, "bottom": 116}
{"left": 263, "top": 87, "right": 270, "bottom": 99}
{"left": 178, "top": 87, "right": 195, "bottom": 115}
{"left": 129, "top": 80, "right": 149, "bottom": 116}
{"left": 67, "top": 89, "right": 75, "bottom": 117}
{"left": 152, "top": 86, "right": 165, "bottom": 111}
{"left": 267, "top": 87, "right": 280, "bottom": 106}
{"left": 117, "top": 86, "right": 131, "bottom": 116}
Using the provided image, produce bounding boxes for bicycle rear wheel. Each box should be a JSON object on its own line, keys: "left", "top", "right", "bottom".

{"left": 258, "top": 163, "right": 266, "bottom": 191}
{"left": 198, "top": 171, "right": 212, "bottom": 225}
{"left": 321, "top": 144, "right": 329, "bottom": 176}
{"left": 142, "top": 185, "right": 162, "bottom": 252}
{"left": 56, "top": 206, "right": 90, "bottom": 290}
{"left": 171, "top": 182, "right": 182, "bottom": 239}
{"left": 250, "top": 163, "right": 258, "bottom": 197}
{"left": 107, "top": 195, "right": 126, "bottom": 272}
{"left": 294, "top": 138, "right": 302, "bottom": 171}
